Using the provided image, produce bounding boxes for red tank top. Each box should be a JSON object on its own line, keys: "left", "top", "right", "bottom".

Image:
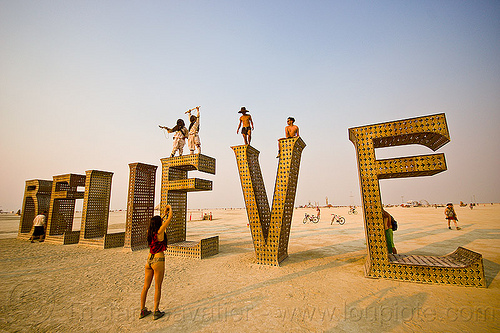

{"left": 149, "top": 232, "right": 167, "bottom": 254}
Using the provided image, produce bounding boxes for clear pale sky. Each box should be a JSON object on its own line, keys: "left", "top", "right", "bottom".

{"left": 1, "top": 1, "right": 499, "bottom": 211}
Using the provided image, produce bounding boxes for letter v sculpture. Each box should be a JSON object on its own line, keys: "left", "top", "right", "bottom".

{"left": 232, "top": 137, "right": 306, "bottom": 266}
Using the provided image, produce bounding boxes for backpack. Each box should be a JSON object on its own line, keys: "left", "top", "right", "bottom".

{"left": 391, "top": 216, "right": 398, "bottom": 231}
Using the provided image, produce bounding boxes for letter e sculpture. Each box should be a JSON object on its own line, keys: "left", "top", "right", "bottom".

{"left": 160, "top": 154, "right": 219, "bottom": 259}
{"left": 349, "top": 113, "right": 485, "bottom": 287}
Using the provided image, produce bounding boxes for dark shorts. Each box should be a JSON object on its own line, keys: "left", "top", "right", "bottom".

{"left": 33, "top": 226, "right": 45, "bottom": 237}
{"left": 241, "top": 127, "right": 251, "bottom": 135}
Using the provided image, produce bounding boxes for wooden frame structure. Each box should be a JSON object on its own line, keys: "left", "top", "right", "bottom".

{"left": 124, "top": 163, "right": 158, "bottom": 251}
{"left": 160, "top": 154, "right": 219, "bottom": 259}
{"left": 232, "top": 137, "right": 306, "bottom": 266}
{"left": 349, "top": 113, "right": 486, "bottom": 287}
{"left": 17, "top": 179, "right": 53, "bottom": 240}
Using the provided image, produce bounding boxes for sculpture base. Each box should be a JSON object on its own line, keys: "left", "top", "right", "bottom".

{"left": 78, "top": 232, "right": 125, "bottom": 249}
{"left": 166, "top": 236, "right": 219, "bottom": 259}
{"left": 44, "top": 231, "right": 81, "bottom": 245}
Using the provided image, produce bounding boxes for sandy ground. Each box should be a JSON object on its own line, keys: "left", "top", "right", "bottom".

{"left": 0, "top": 205, "right": 499, "bottom": 332}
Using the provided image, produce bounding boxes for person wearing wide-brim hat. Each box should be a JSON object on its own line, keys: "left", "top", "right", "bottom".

{"left": 237, "top": 107, "right": 254, "bottom": 145}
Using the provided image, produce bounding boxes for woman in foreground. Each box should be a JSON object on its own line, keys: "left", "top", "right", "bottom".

{"left": 140, "top": 204, "right": 172, "bottom": 320}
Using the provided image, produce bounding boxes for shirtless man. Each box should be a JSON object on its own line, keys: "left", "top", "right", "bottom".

{"left": 236, "top": 107, "right": 254, "bottom": 145}
{"left": 277, "top": 117, "right": 299, "bottom": 158}
{"left": 285, "top": 117, "right": 299, "bottom": 138}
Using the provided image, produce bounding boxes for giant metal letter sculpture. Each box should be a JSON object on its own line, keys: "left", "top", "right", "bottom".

{"left": 232, "top": 137, "right": 306, "bottom": 266}
{"left": 44, "top": 174, "right": 86, "bottom": 245}
{"left": 349, "top": 113, "right": 485, "bottom": 287}
{"left": 124, "top": 163, "right": 158, "bottom": 251}
{"left": 17, "top": 179, "right": 52, "bottom": 240}
{"left": 160, "top": 154, "right": 218, "bottom": 259}
{"left": 78, "top": 170, "right": 125, "bottom": 248}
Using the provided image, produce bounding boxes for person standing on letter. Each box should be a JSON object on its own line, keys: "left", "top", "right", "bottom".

{"left": 236, "top": 107, "right": 254, "bottom": 145}
{"left": 159, "top": 119, "right": 188, "bottom": 157}
{"left": 186, "top": 106, "right": 201, "bottom": 154}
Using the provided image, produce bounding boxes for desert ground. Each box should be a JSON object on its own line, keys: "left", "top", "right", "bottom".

{"left": 0, "top": 204, "right": 499, "bottom": 332}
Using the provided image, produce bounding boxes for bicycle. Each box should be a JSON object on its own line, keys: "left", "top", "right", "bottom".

{"left": 331, "top": 213, "right": 345, "bottom": 225}
{"left": 348, "top": 206, "right": 358, "bottom": 215}
{"left": 303, "top": 213, "right": 319, "bottom": 224}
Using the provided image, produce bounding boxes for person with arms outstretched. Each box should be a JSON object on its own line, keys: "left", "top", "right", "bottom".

{"left": 159, "top": 119, "right": 189, "bottom": 157}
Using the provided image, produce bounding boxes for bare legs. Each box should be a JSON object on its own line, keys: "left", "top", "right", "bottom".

{"left": 141, "top": 265, "right": 154, "bottom": 311}
{"left": 447, "top": 219, "right": 461, "bottom": 230}
{"left": 242, "top": 130, "right": 252, "bottom": 145}
{"left": 141, "top": 260, "right": 165, "bottom": 313}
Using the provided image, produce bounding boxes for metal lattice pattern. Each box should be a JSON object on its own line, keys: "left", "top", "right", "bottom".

{"left": 160, "top": 154, "right": 219, "bottom": 259}
{"left": 80, "top": 170, "right": 113, "bottom": 240}
{"left": 46, "top": 174, "right": 86, "bottom": 237}
{"left": 124, "top": 163, "right": 157, "bottom": 251}
{"left": 232, "top": 137, "right": 306, "bottom": 266}
{"left": 349, "top": 113, "right": 486, "bottom": 287}
{"left": 18, "top": 179, "right": 52, "bottom": 237}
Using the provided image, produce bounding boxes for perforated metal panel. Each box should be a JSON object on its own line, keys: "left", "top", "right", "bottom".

{"left": 124, "top": 163, "right": 157, "bottom": 251}
{"left": 160, "top": 154, "right": 218, "bottom": 259}
{"left": 45, "top": 174, "right": 85, "bottom": 242}
{"left": 232, "top": 137, "right": 306, "bottom": 266}
{"left": 349, "top": 113, "right": 485, "bottom": 287}
{"left": 17, "top": 179, "right": 52, "bottom": 239}
{"left": 80, "top": 170, "right": 113, "bottom": 240}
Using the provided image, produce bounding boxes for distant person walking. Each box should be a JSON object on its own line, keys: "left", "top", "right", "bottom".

{"left": 236, "top": 107, "right": 254, "bottom": 145}
{"left": 140, "top": 205, "right": 173, "bottom": 320}
{"left": 445, "top": 203, "right": 461, "bottom": 230}
{"left": 29, "top": 211, "right": 47, "bottom": 242}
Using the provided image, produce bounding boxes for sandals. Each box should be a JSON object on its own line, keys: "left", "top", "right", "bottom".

{"left": 153, "top": 310, "right": 165, "bottom": 320}
{"left": 140, "top": 308, "right": 165, "bottom": 320}
{"left": 139, "top": 308, "right": 152, "bottom": 319}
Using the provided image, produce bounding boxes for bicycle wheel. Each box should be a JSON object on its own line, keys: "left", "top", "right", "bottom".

{"left": 338, "top": 217, "right": 346, "bottom": 225}
{"left": 312, "top": 216, "right": 319, "bottom": 223}
{"left": 353, "top": 210, "right": 358, "bottom": 215}
{"left": 348, "top": 210, "right": 353, "bottom": 215}
{"left": 303, "top": 217, "right": 307, "bottom": 224}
